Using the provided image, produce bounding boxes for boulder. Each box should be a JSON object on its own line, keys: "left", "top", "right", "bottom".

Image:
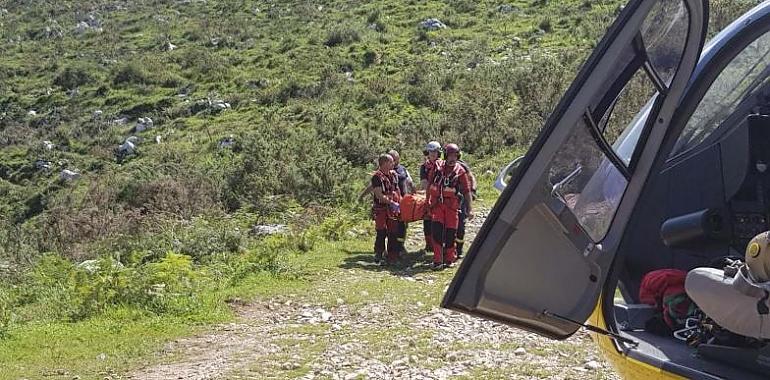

{"left": 118, "top": 140, "right": 136, "bottom": 156}
{"left": 496, "top": 4, "right": 518, "bottom": 14}
{"left": 134, "top": 117, "right": 153, "bottom": 132}
{"left": 419, "top": 18, "right": 446, "bottom": 30}
{"left": 35, "top": 160, "right": 52, "bottom": 170}
{"left": 60, "top": 169, "right": 81, "bottom": 181}
{"left": 42, "top": 140, "right": 55, "bottom": 150}
{"left": 74, "top": 14, "right": 103, "bottom": 35}
{"left": 251, "top": 224, "right": 288, "bottom": 236}
{"left": 112, "top": 117, "right": 128, "bottom": 125}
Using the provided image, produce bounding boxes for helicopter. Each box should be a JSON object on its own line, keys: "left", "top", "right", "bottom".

{"left": 445, "top": 0, "right": 770, "bottom": 378}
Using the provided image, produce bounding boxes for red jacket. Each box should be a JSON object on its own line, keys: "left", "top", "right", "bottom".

{"left": 426, "top": 161, "right": 471, "bottom": 208}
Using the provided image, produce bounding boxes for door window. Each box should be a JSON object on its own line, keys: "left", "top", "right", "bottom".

{"left": 550, "top": 0, "right": 690, "bottom": 241}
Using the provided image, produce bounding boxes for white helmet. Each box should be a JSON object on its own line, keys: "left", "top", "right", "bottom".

{"left": 747, "top": 231, "right": 770, "bottom": 282}
{"left": 425, "top": 141, "right": 441, "bottom": 152}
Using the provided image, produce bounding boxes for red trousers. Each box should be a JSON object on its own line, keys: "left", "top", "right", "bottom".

{"left": 429, "top": 201, "right": 460, "bottom": 264}
{"left": 374, "top": 208, "right": 400, "bottom": 262}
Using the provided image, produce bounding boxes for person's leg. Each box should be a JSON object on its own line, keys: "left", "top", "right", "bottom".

{"left": 431, "top": 206, "right": 446, "bottom": 267}
{"left": 443, "top": 205, "right": 461, "bottom": 264}
{"left": 443, "top": 228, "right": 458, "bottom": 265}
{"left": 374, "top": 209, "right": 387, "bottom": 263}
{"left": 386, "top": 218, "right": 400, "bottom": 263}
{"left": 396, "top": 221, "right": 407, "bottom": 255}
{"left": 456, "top": 208, "right": 466, "bottom": 259}
{"left": 423, "top": 218, "right": 433, "bottom": 253}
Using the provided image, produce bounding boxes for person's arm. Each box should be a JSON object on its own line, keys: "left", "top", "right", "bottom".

{"left": 418, "top": 164, "right": 429, "bottom": 191}
{"left": 358, "top": 184, "right": 373, "bottom": 201}
{"left": 460, "top": 172, "right": 473, "bottom": 219}
{"left": 404, "top": 168, "right": 416, "bottom": 194}
{"left": 373, "top": 186, "right": 397, "bottom": 206}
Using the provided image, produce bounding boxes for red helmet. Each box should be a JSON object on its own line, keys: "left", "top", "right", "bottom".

{"left": 443, "top": 143, "right": 460, "bottom": 155}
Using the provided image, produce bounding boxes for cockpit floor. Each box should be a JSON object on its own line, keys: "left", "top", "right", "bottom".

{"left": 621, "top": 330, "right": 766, "bottom": 380}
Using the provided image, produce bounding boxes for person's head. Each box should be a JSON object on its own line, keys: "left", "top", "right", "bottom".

{"left": 424, "top": 141, "right": 441, "bottom": 162}
{"left": 443, "top": 143, "right": 460, "bottom": 165}
{"left": 747, "top": 231, "right": 770, "bottom": 282}
{"left": 378, "top": 153, "right": 394, "bottom": 171}
{"left": 387, "top": 149, "right": 401, "bottom": 166}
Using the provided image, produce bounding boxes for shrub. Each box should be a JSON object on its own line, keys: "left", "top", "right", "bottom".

{"left": 53, "top": 65, "right": 95, "bottom": 90}
{"left": 112, "top": 62, "right": 151, "bottom": 85}
{"left": 325, "top": 27, "right": 361, "bottom": 47}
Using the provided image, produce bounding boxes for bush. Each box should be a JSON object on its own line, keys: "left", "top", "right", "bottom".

{"left": 53, "top": 65, "right": 95, "bottom": 90}
{"left": 112, "top": 62, "right": 151, "bottom": 85}
{"left": 325, "top": 27, "right": 361, "bottom": 47}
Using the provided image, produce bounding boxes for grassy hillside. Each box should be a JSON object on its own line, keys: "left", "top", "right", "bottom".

{"left": 0, "top": 0, "right": 760, "bottom": 376}
{"left": 0, "top": 0, "right": 627, "bottom": 324}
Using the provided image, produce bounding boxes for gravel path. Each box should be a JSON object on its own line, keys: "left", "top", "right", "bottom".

{"left": 128, "top": 210, "right": 619, "bottom": 380}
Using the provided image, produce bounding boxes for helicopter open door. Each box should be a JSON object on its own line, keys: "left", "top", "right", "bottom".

{"left": 443, "top": 0, "right": 708, "bottom": 339}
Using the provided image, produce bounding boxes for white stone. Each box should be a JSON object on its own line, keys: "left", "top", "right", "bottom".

{"left": 585, "top": 360, "right": 601, "bottom": 370}
{"left": 27, "top": 110, "right": 37, "bottom": 116}
{"left": 514, "top": 347, "right": 526, "bottom": 356}
{"left": 419, "top": 18, "right": 446, "bottom": 30}
{"left": 60, "top": 169, "right": 81, "bottom": 181}
{"left": 42, "top": 140, "right": 54, "bottom": 150}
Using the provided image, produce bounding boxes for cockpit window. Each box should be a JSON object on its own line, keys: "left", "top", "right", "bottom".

{"left": 670, "top": 31, "right": 770, "bottom": 158}
{"left": 642, "top": 0, "right": 689, "bottom": 86}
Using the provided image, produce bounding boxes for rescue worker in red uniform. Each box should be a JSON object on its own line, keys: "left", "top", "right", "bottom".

{"left": 419, "top": 141, "right": 442, "bottom": 254}
{"left": 371, "top": 154, "right": 402, "bottom": 265}
{"left": 426, "top": 143, "right": 473, "bottom": 270}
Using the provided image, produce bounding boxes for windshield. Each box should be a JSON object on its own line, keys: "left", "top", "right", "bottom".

{"left": 669, "top": 31, "right": 770, "bottom": 158}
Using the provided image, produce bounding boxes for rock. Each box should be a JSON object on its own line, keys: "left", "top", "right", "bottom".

{"left": 60, "top": 169, "right": 81, "bottom": 181}
{"left": 496, "top": 4, "right": 518, "bottom": 14}
{"left": 155, "top": 135, "right": 162, "bottom": 144}
{"left": 251, "top": 224, "right": 287, "bottom": 236}
{"left": 218, "top": 135, "right": 236, "bottom": 149}
{"left": 42, "top": 140, "right": 55, "bottom": 150}
{"left": 514, "top": 347, "right": 526, "bottom": 356}
{"left": 320, "top": 311, "right": 332, "bottom": 322}
{"left": 117, "top": 140, "right": 137, "bottom": 158}
{"left": 27, "top": 110, "right": 37, "bottom": 116}
{"left": 585, "top": 360, "right": 601, "bottom": 370}
{"left": 74, "top": 14, "right": 103, "bottom": 35}
{"left": 92, "top": 110, "right": 103, "bottom": 119}
{"left": 280, "top": 362, "right": 300, "bottom": 370}
{"left": 134, "top": 117, "right": 153, "bottom": 132}
{"left": 419, "top": 18, "right": 446, "bottom": 30}
{"left": 44, "top": 20, "right": 64, "bottom": 39}
{"left": 112, "top": 117, "right": 128, "bottom": 125}
{"left": 35, "top": 159, "right": 52, "bottom": 170}
{"left": 164, "top": 41, "right": 177, "bottom": 51}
